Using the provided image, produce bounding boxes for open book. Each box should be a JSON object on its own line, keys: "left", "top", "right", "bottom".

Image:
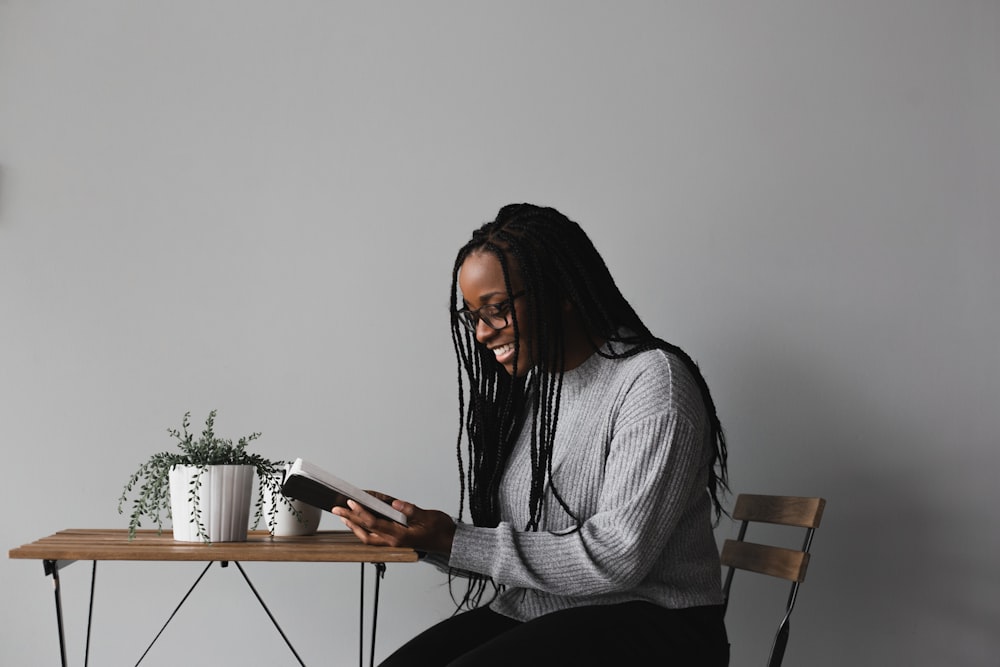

{"left": 281, "top": 458, "right": 408, "bottom": 526}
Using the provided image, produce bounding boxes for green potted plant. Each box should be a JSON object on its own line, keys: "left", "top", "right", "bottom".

{"left": 117, "top": 410, "right": 299, "bottom": 543}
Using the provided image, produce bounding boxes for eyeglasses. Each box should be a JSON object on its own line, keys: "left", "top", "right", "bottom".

{"left": 456, "top": 292, "right": 525, "bottom": 333}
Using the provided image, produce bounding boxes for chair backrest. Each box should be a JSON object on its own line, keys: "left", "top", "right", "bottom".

{"left": 721, "top": 494, "right": 826, "bottom": 667}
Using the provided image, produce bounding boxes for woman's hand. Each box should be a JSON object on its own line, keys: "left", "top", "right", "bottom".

{"left": 331, "top": 493, "right": 456, "bottom": 555}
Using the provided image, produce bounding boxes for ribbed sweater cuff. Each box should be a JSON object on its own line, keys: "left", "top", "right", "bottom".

{"left": 448, "top": 521, "right": 497, "bottom": 575}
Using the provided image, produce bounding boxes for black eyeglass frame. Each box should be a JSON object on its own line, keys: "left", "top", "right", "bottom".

{"left": 455, "top": 291, "right": 526, "bottom": 333}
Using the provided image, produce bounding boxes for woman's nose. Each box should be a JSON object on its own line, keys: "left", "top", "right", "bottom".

{"left": 475, "top": 317, "right": 496, "bottom": 344}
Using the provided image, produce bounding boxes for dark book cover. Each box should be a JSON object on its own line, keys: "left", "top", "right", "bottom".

{"left": 280, "top": 459, "right": 408, "bottom": 525}
{"left": 281, "top": 475, "right": 354, "bottom": 514}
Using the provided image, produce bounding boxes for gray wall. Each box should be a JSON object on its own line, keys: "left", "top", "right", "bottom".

{"left": 2, "top": 2, "right": 997, "bottom": 665}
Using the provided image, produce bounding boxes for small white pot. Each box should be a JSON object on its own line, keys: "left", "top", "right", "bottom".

{"left": 168, "top": 464, "right": 254, "bottom": 542}
{"left": 263, "top": 465, "right": 322, "bottom": 536}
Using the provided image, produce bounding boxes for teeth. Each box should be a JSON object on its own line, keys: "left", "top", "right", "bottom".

{"left": 493, "top": 343, "right": 515, "bottom": 357}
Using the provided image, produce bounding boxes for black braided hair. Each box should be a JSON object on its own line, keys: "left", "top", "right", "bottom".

{"left": 448, "top": 203, "right": 729, "bottom": 608}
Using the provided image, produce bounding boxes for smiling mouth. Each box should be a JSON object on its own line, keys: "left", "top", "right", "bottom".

{"left": 491, "top": 343, "right": 516, "bottom": 359}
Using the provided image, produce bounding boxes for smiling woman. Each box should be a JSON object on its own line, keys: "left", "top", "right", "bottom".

{"left": 334, "top": 203, "right": 731, "bottom": 666}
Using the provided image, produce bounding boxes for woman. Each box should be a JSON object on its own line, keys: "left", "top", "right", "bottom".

{"left": 334, "top": 203, "right": 730, "bottom": 666}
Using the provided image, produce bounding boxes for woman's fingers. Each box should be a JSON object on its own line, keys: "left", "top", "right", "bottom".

{"left": 334, "top": 500, "right": 400, "bottom": 544}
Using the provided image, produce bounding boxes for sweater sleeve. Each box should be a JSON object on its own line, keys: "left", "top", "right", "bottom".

{"left": 448, "top": 359, "right": 710, "bottom": 597}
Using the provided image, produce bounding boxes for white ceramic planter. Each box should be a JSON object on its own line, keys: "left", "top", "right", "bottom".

{"left": 263, "top": 465, "right": 322, "bottom": 536}
{"left": 168, "top": 464, "right": 254, "bottom": 542}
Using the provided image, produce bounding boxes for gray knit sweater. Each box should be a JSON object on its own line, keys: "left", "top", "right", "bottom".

{"left": 447, "top": 346, "right": 724, "bottom": 621}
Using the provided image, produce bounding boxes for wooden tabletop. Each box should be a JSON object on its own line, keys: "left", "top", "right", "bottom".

{"left": 9, "top": 529, "right": 420, "bottom": 564}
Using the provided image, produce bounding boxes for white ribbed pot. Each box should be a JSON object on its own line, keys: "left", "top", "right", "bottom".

{"left": 168, "top": 464, "right": 254, "bottom": 542}
{"left": 263, "top": 465, "right": 322, "bottom": 537}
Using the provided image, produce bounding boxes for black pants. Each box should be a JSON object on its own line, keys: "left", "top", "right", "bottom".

{"left": 379, "top": 601, "right": 729, "bottom": 667}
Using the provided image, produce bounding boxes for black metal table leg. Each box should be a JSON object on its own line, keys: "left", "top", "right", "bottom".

{"left": 359, "top": 563, "right": 365, "bottom": 667}
{"left": 359, "top": 562, "right": 387, "bottom": 667}
{"left": 369, "top": 563, "right": 386, "bottom": 667}
{"left": 43, "top": 559, "right": 85, "bottom": 666}
{"left": 84, "top": 561, "right": 96, "bottom": 667}
{"left": 133, "top": 561, "right": 214, "bottom": 665}
{"left": 232, "top": 562, "right": 307, "bottom": 666}
{"left": 44, "top": 560, "right": 69, "bottom": 667}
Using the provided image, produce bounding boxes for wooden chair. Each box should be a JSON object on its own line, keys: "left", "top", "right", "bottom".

{"left": 721, "top": 494, "right": 826, "bottom": 667}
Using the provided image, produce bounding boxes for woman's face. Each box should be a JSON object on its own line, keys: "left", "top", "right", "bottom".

{"left": 458, "top": 250, "right": 533, "bottom": 377}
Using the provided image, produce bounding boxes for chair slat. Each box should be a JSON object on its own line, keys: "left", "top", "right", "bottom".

{"left": 732, "top": 495, "right": 825, "bottom": 528}
{"left": 721, "top": 539, "right": 811, "bottom": 582}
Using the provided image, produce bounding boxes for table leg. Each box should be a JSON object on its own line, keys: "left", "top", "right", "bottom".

{"left": 359, "top": 563, "right": 364, "bottom": 667}
{"left": 370, "top": 563, "right": 386, "bottom": 667}
{"left": 85, "top": 561, "right": 97, "bottom": 667}
{"left": 134, "top": 561, "right": 214, "bottom": 665}
{"left": 44, "top": 560, "right": 69, "bottom": 667}
{"left": 360, "top": 562, "right": 388, "bottom": 667}
{"left": 232, "top": 561, "right": 306, "bottom": 666}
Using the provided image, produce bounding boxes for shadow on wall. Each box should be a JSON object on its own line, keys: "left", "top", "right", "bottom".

{"left": 719, "top": 335, "right": 999, "bottom": 666}
{"left": 813, "top": 466, "right": 999, "bottom": 665}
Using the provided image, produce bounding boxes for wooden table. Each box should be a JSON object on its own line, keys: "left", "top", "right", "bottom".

{"left": 10, "top": 529, "right": 419, "bottom": 667}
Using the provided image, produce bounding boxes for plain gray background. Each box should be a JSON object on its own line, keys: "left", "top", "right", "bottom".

{"left": 2, "top": 2, "right": 998, "bottom": 665}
